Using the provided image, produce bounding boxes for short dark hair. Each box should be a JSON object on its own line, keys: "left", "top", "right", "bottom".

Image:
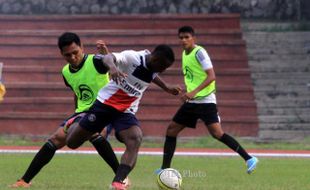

{"left": 58, "top": 32, "right": 81, "bottom": 51}
{"left": 178, "top": 26, "right": 195, "bottom": 36}
{"left": 152, "top": 44, "right": 175, "bottom": 63}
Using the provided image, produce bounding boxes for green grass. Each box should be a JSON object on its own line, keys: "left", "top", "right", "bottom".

{"left": 1, "top": 154, "right": 309, "bottom": 190}
{"left": 2, "top": 135, "right": 310, "bottom": 150}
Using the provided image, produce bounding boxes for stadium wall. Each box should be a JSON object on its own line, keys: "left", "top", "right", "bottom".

{"left": 0, "top": 0, "right": 309, "bottom": 20}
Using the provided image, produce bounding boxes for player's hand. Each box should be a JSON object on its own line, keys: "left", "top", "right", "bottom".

{"left": 96, "top": 40, "right": 109, "bottom": 55}
{"left": 109, "top": 68, "right": 127, "bottom": 84}
{"left": 166, "top": 85, "right": 182, "bottom": 95}
{"left": 180, "top": 92, "right": 195, "bottom": 102}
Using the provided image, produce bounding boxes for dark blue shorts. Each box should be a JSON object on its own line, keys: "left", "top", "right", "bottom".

{"left": 173, "top": 103, "right": 220, "bottom": 128}
{"left": 79, "top": 100, "right": 140, "bottom": 133}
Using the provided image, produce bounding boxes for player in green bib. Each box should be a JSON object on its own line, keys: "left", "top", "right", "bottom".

{"left": 10, "top": 32, "right": 130, "bottom": 188}
{"left": 158, "top": 26, "right": 258, "bottom": 174}
{"left": 0, "top": 63, "right": 5, "bottom": 102}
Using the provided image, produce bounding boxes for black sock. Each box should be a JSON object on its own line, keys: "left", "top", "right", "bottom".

{"left": 219, "top": 133, "right": 251, "bottom": 161}
{"left": 161, "top": 136, "right": 177, "bottom": 169}
{"left": 113, "top": 164, "right": 132, "bottom": 183}
{"left": 22, "top": 140, "right": 57, "bottom": 183}
{"left": 90, "top": 135, "right": 119, "bottom": 174}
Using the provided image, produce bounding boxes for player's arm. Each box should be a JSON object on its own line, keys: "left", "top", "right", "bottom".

{"left": 96, "top": 40, "right": 110, "bottom": 55}
{"left": 94, "top": 40, "right": 110, "bottom": 74}
{"left": 182, "top": 69, "right": 215, "bottom": 101}
{"left": 152, "top": 76, "right": 182, "bottom": 95}
{"left": 102, "top": 53, "right": 127, "bottom": 84}
{"left": 93, "top": 55, "right": 109, "bottom": 74}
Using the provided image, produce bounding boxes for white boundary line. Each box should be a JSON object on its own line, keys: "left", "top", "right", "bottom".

{"left": 1, "top": 149, "right": 310, "bottom": 158}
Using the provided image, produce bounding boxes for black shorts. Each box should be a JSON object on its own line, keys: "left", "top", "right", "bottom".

{"left": 173, "top": 103, "right": 220, "bottom": 128}
{"left": 79, "top": 100, "right": 139, "bottom": 133}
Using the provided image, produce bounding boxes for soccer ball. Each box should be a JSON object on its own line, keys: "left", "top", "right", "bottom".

{"left": 156, "top": 168, "right": 182, "bottom": 190}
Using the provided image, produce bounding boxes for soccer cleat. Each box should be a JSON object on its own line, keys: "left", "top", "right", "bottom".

{"left": 246, "top": 156, "right": 259, "bottom": 174}
{"left": 9, "top": 179, "right": 31, "bottom": 188}
{"left": 109, "top": 181, "right": 128, "bottom": 190}
{"left": 154, "top": 168, "right": 163, "bottom": 175}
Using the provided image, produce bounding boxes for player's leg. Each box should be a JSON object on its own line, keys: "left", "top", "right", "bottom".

{"left": 89, "top": 132, "right": 120, "bottom": 174}
{"left": 67, "top": 101, "right": 118, "bottom": 149}
{"left": 112, "top": 126, "right": 142, "bottom": 183}
{"left": 10, "top": 127, "right": 66, "bottom": 188}
{"left": 11, "top": 113, "right": 86, "bottom": 187}
{"left": 207, "top": 122, "right": 258, "bottom": 173}
{"left": 203, "top": 103, "right": 258, "bottom": 174}
{"left": 207, "top": 122, "right": 252, "bottom": 158}
{"left": 101, "top": 124, "right": 113, "bottom": 139}
{"left": 66, "top": 122, "right": 94, "bottom": 149}
{"left": 110, "top": 113, "right": 142, "bottom": 189}
{"left": 103, "top": 125, "right": 126, "bottom": 145}
{"left": 160, "top": 122, "right": 185, "bottom": 169}
{"left": 202, "top": 103, "right": 252, "bottom": 160}
{"left": 160, "top": 103, "right": 196, "bottom": 170}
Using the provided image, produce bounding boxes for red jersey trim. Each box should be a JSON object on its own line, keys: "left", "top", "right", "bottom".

{"left": 103, "top": 89, "right": 137, "bottom": 112}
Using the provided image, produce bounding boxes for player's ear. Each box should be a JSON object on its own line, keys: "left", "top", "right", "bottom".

{"left": 190, "top": 34, "right": 196, "bottom": 41}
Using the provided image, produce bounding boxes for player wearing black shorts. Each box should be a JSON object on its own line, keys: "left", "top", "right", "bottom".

{"left": 10, "top": 32, "right": 124, "bottom": 188}
{"left": 158, "top": 26, "right": 258, "bottom": 174}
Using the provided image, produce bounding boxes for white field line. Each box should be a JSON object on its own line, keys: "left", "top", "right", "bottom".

{"left": 1, "top": 149, "right": 310, "bottom": 158}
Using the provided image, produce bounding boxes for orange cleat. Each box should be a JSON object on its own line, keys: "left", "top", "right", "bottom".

{"left": 109, "top": 181, "right": 127, "bottom": 190}
{"left": 9, "top": 179, "right": 31, "bottom": 188}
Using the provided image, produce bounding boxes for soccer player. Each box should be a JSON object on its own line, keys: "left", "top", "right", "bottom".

{"left": 10, "top": 32, "right": 124, "bottom": 188}
{"left": 65, "top": 44, "right": 181, "bottom": 190}
{"left": 158, "top": 26, "right": 258, "bottom": 174}
{"left": 0, "top": 62, "right": 6, "bottom": 102}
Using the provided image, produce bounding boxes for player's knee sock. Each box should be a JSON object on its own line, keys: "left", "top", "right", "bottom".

{"left": 21, "top": 140, "right": 57, "bottom": 183}
{"left": 90, "top": 135, "right": 119, "bottom": 174}
{"left": 113, "top": 164, "right": 132, "bottom": 183}
{"left": 161, "top": 136, "right": 177, "bottom": 169}
{"left": 219, "top": 133, "right": 251, "bottom": 161}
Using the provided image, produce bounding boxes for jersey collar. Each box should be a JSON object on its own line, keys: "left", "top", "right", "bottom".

{"left": 69, "top": 54, "right": 88, "bottom": 73}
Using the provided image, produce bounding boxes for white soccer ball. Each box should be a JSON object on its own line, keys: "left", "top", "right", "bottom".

{"left": 157, "top": 168, "right": 182, "bottom": 190}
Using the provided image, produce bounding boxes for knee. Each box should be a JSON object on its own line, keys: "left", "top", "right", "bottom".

{"left": 207, "top": 123, "right": 224, "bottom": 140}
{"left": 126, "top": 132, "right": 143, "bottom": 149}
{"left": 66, "top": 137, "right": 81, "bottom": 149}
{"left": 210, "top": 131, "right": 224, "bottom": 140}
{"left": 66, "top": 141, "right": 79, "bottom": 149}
{"left": 132, "top": 132, "right": 143, "bottom": 146}
{"left": 49, "top": 135, "right": 65, "bottom": 149}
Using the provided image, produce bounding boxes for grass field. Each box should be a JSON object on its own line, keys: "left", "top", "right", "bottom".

{"left": 1, "top": 153, "right": 310, "bottom": 190}
{"left": 1, "top": 135, "right": 310, "bottom": 150}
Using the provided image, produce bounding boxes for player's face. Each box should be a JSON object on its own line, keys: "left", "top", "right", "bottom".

{"left": 61, "top": 42, "right": 84, "bottom": 68}
{"left": 178, "top": 32, "right": 195, "bottom": 50}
